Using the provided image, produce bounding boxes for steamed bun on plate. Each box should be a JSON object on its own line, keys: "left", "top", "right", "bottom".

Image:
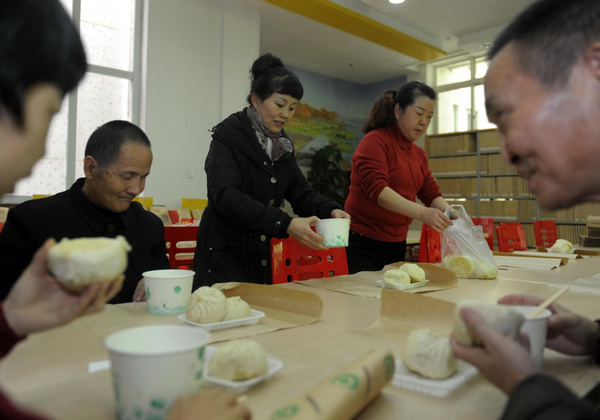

{"left": 399, "top": 263, "right": 426, "bottom": 283}
{"left": 186, "top": 286, "right": 228, "bottom": 324}
{"left": 402, "top": 328, "right": 457, "bottom": 379}
{"left": 48, "top": 236, "right": 131, "bottom": 291}
{"left": 549, "top": 239, "right": 574, "bottom": 254}
{"left": 383, "top": 269, "right": 411, "bottom": 286}
{"left": 223, "top": 296, "right": 251, "bottom": 321}
{"left": 453, "top": 300, "right": 524, "bottom": 346}
{"left": 208, "top": 339, "right": 268, "bottom": 381}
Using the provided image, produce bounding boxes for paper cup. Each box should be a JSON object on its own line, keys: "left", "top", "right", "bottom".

{"left": 315, "top": 218, "right": 350, "bottom": 247}
{"left": 510, "top": 305, "right": 552, "bottom": 366}
{"left": 144, "top": 269, "right": 194, "bottom": 314}
{"left": 105, "top": 325, "right": 210, "bottom": 420}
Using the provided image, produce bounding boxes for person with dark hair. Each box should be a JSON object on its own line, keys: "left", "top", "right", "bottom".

{"left": 0, "top": 120, "right": 169, "bottom": 304}
{"left": 451, "top": 0, "right": 600, "bottom": 418}
{"left": 0, "top": 2, "right": 252, "bottom": 418}
{"left": 193, "top": 53, "right": 350, "bottom": 287}
{"left": 344, "top": 81, "right": 452, "bottom": 273}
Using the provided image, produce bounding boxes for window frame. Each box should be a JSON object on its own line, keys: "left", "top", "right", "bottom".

{"left": 1, "top": 0, "right": 144, "bottom": 203}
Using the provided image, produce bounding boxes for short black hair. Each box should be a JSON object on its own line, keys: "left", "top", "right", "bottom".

{"left": 85, "top": 120, "right": 151, "bottom": 169}
{"left": 489, "top": 0, "right": 600, "bottom": 88}
{"left": 0, "top": 0, "right": 87, "bottom": 126}
{"left": 246, "top": 53, "right": 304, "bottom": 104}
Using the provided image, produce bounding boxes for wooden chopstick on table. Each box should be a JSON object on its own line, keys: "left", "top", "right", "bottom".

{"left": 527, "top": 286, "right": 569, "bottom": 318}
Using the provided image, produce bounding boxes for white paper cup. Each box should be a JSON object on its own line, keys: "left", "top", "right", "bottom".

{"left": 144, "top": 269, "right": 194, "bottom": 315}
{"left": 315, "top": 218, "right": 350, "bottom": 247}
{"left": 510, "top": 305, "right": 552, "bottom": 366}
{"left": 105, "top": 325, "right": 210, "bottom": 420}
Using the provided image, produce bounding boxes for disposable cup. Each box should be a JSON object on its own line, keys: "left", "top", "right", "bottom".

{"left": 315, "top": 218, "right": 350, "bottom": 247}
{"left": 144, "top": 269, "right": 194, "bottom": 314}
{"left": 510, "top": 305, "right": 552, "bottom": 366}
{"left": 104, "top": 325, "right": 210, "bottom": 420}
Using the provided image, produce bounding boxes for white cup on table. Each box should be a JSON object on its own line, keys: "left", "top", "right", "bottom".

{"left": 143, "top": 269, "right": 194, "bottom": 314}
{"left": 104, "top": 324, "right": 210, "bottom": 420}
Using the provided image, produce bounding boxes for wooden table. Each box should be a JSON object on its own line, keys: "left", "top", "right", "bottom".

{"left": 3, "top": 256, "right": 600, "bottom": 419}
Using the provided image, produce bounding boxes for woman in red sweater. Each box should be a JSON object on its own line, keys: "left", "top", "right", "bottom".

{"left": 345, "top": 83, "right": 452, "bottom": 273}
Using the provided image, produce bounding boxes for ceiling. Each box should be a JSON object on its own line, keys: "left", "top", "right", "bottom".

{"left": 242, "top": 0, "right": 537, "bottom": 84}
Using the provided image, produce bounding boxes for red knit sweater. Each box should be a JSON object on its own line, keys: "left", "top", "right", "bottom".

{"left": 0, "top": 303, "right": 46, "bottom": 420}
{"left": 345, "top": 123, "right": 442, "bottom": 242}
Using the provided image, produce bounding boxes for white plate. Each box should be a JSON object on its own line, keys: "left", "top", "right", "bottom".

{"left": 392, "top": 359, "right": 477, "bottom": 397}
{"left": 178, "top": 309, "right": 265, "bottom": 331}
{"left": 203, "top": 346, "right": 283, "bottom": 393}
{"left": 376, "top": 279, "right": 429, "bottom": 290}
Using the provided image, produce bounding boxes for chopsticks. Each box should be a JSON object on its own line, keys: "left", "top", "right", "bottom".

{"left": 527, "top": 286, "right": 569, "bottom": 318}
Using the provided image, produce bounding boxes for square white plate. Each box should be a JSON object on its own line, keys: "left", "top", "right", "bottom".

{"left": 376, "top": 279, "right": 429, "bottom": 290}
{"left": 391, "top": 359, "right": 477, "bottom": 397}
{"left": 203, "top": 346, "right": 283, "bottom": 393}
{"left": 178, "top": 309, "right": 265, "bottom": 331}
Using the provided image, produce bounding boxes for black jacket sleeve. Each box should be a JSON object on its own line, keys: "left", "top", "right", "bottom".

{"left": 501, "top": 374, "right": 599, "bottom": 420}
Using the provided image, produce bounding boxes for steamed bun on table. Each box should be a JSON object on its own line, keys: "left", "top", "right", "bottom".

{"left": 549, "top": 239, "right": 574, "bottom": 254}
{"left": 402, "top": 328, "right": 457, "bottom": 379}
{"left": 208, "top": 339, "right": 268, "bottom": 381}
{"left": 186, "top": 287, "right": 252, "bottom": 323}
{"left": 47, "top": 236, "right": 131, "bottom": 291}
{"left": 453, "top": 300, "right": 525, "bottom": 346}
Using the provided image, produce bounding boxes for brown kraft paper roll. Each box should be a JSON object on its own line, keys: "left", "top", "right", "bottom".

{"left": 269, "top": 347, "right": 395, "bottom": 420}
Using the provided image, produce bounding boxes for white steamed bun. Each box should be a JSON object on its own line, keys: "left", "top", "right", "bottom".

{"left": 549, "top": 239, "right": 574, "bottom": 254}
{"left": 453, "top": 300, "right": 524, "bottom": 346}
{"left": 401, "top": 328, "right": 457, "bottom": 379}
{"left": 48, "top": 236, "right": 131, "bottom": 291}
{"left": 399, "top": 263, "right": 426, "bottom": 283}
{"left": 443, "top": 255, "right": 497, "bottom": 279}
{"left": 208, "top": 339, "right": 268, "bottom": 381}
{"left": 186, "top": 286, "right": 228, "bottom": 324}
{"left": 223, "top": 296, "right": 251, "bottom": 321}
{"left": 383, "top": 269, "right": 411, "bottom": 286}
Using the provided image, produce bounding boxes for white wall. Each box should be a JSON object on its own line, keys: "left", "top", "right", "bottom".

{"left": 143, "top": 0, "right": 260, "bottom": 208}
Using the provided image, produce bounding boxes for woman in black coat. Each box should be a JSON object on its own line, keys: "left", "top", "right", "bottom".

{"left": 193, "top": 53, "right": 350, "bottom": 288}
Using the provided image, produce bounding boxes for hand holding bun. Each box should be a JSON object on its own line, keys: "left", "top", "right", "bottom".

{"left": 453, "top": 300, "right": 524, "bottom": 346}
{"left": 208, "top": 339, "right": 268, "bottom": 381}
{"left": 47, "top": 236, "right": 131, "bottom": 291}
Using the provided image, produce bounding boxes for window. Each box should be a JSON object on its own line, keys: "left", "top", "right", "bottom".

{"left": 11, "top": 0, "right": 143, "bottom": 196}
{"left": 432, "top": 56, "right": 496, "bottom": 134}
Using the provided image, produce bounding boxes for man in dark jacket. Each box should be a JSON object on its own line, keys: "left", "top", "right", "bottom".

{"left": 0, "top": 120, "right": 169, "bottom": 303}
{"left": 451, "top": 0, "right": 600, "bottom": 419}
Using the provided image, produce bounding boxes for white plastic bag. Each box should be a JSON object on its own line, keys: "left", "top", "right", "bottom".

{"left": 441, "top": 205, "right": 498, "bottom": 279}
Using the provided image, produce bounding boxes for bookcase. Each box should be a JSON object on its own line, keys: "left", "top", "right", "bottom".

{"left": 426, "top": 129, "right": 600, "bottom": 247}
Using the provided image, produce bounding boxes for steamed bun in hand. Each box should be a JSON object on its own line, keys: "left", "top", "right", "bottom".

{"left": 208, "top": 339, "right": 268, "bottom": 381}
{"left": 47, "top": 236, "right": 131, "bottom": 291}
{"left": 185, "top": 286, "right": 228, "bottom": 324}
{"left": 453, "top": 300, "right": 524, "bottom": 346}
{"left": 402, "top": 328, "right": 457, "bottom": 379}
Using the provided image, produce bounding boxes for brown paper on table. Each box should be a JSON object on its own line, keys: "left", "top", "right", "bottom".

{"left": 269, "top": 347, "right": 394, "bottom": 420}
{"left": 495, "top": 251, "right": 570, "bottom": 265}
{"left": 90, "top": 283, "right": 323, "bottom": 344}
{"left": 494, "top": 255, "right": 562, "bottom": 270}
{"left": 298, "top": 263, "right": 457, "bottom": 298}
